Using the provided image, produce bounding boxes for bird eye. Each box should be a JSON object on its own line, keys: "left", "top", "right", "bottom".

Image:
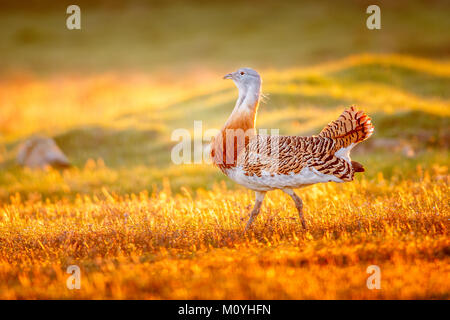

{"left": 240, "top": 71, "right": 245, "bottom": 75}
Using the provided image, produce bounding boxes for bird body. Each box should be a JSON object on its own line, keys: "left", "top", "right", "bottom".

{"left": 211, "top": 68, "right": 374, "bottom": 230}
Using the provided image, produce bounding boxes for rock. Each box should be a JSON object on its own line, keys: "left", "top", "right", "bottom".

{"left": 17, "top": 136, "right": 70, "bottom": 169}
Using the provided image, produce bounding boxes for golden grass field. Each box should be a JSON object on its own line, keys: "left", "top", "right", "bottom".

{"left": 0, "top": 169, "right": 448, "bottom": 299}
{"left": 0, "top": 1, "right": 449, "bottom": 299}
{"left": 0, "top": 54, "right": 449, "bottom": 299}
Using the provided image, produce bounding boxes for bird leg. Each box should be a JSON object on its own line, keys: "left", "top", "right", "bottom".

{"left": 245, "top": 191, "right": 266, "bottom": 231}
{"left": 283, "top": 188, "right": 307, "bottom": 229}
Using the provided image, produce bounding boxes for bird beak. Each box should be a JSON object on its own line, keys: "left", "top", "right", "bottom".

{"left": 223, "top": 73, "right": 233, "bottom": 80}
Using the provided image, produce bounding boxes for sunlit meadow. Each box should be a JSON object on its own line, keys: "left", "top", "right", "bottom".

{"left": 0, "top": 0, "right": 449, "bottom": 299}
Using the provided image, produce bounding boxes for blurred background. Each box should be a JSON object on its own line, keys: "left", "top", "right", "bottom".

{"left": 0, "top": 0, "right": 448, "bottom": 200}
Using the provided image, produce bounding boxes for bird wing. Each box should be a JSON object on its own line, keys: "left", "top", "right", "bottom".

{"left": 238, "top": 107, "right": 374, "bottom": 181}
{"left": 238, "top": 135, "right": 354, "bottom": 181}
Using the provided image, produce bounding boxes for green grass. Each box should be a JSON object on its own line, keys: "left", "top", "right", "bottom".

{"left": 1, "top": 0, "right": 450, "bottom": 74}
{"left": 0, "top": 54, "right": 449, "bottom": 202}
{"left": 0, "top": 1, "right": 449, "bottom": 300}
{"left": 0, "top": 1, "right": 449, "bottom": 202}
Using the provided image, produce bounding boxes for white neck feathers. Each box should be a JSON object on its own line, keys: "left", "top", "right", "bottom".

{"left": 223, "top": 82, "right": 261, "bottom": 131}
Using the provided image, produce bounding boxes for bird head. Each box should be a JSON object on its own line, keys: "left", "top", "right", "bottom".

{"left": 223, "top": 68, "right": 261, "bottom": 91}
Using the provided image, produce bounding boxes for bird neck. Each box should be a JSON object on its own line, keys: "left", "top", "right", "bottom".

{"left": 211, "top": 82, "right": 261, "bottom": 171}
{"left": 223, "top": 83, "right": 261, "bottom": 133}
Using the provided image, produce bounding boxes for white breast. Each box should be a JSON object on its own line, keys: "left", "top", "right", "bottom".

{"left": 226, "top": 166, "right": 344, "bottom": 191}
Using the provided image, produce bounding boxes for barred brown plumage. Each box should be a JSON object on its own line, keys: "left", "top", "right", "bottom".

{"left": 213, "top": 68, "right": 374, "bottom": 230}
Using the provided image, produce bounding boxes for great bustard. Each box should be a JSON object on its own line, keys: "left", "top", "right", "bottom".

{"left": 210, "top": 68, "right": 374, "bottom": 230}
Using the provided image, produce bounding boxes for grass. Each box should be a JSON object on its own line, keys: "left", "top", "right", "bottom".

{"left": 0, "top": 54, "right": 448, "bottom": 299}
{"left": 0, "top": 0, "right": 449, "bottom": 299}
{"left": 1, "top": 54, "right": 449, "bottom": 199}
{"left": 1, "top": 0, "right": 450, "bottom": 74}
{"left": 0, "top": 169, "right": 448, "bottom": 299}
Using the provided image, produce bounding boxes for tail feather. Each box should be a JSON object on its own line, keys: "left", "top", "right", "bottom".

{"left": 319, "top": 106, "right": 374, "bottom": 149}
{"left": 351, "top": 160, "right": 365, "bottom": 172}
